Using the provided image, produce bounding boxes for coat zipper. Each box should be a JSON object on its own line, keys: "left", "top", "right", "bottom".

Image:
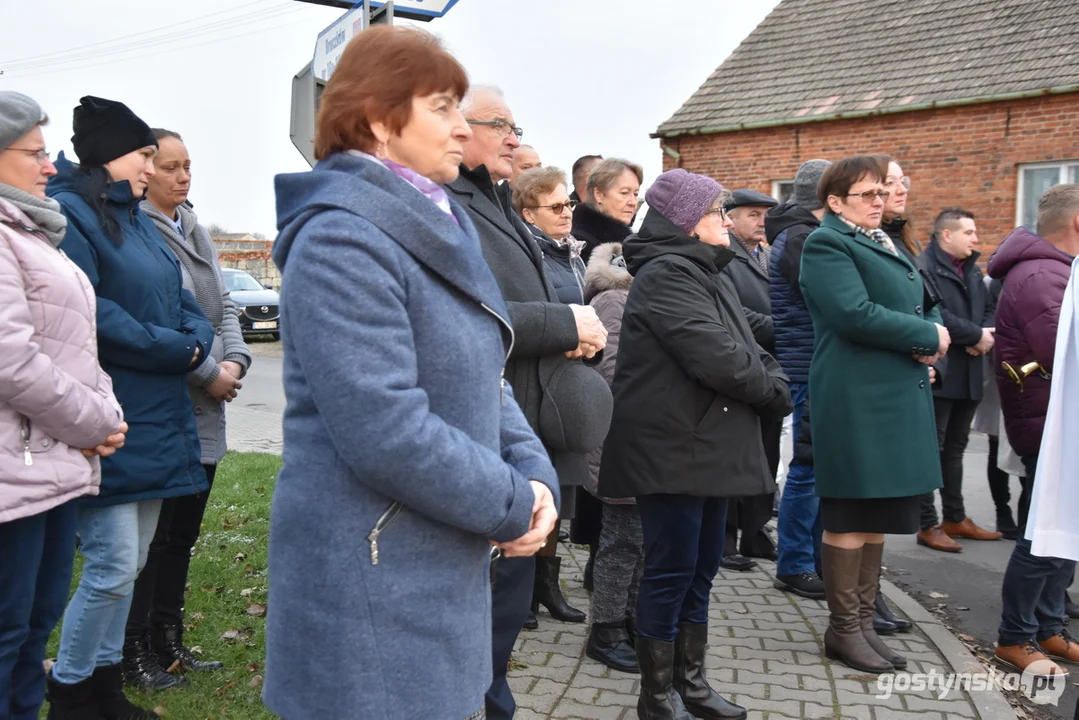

{"left": 20, "top": 417, "right": 33, "bottom": 466}
{"left": 366, "top": 302, "right": 515, "bottom": 566}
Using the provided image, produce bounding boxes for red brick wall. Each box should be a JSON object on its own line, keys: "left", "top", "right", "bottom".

{"left": 659, "top": 93, "right": 1079, "bottom": 254}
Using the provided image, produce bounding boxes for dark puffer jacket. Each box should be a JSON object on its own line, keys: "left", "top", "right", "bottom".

{"left": 529, "top": 225, "right": 585, "bottom": 305}
{"left": 599, "top": 209, "right": 792, "bottom": 500}
{"left": 766, "top": 202, "right": 821, "bottom": 384}
{"left": 989, "top": 227, "right": 1073, "bottom": 457}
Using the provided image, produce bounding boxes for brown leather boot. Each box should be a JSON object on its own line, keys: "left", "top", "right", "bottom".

{"left": 996, "top": 640, "right": 1070, "bottom": 677}
{"left": 857, "top": 543, "right": 907, "bottom": 670}
{"left": 821, "top": 544, "right": 893, "bottom": 674}
{"left": 916, "top": 526, "right": 963, "bottom": 552}
{"left": 1038, "top": 633, "right": 1079, "bottom": 664}
{"left": 940, "top": 518, "right": 1002, "bottom": 541}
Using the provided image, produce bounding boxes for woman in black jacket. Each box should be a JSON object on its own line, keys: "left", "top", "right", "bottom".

{"left": 600, "top": 170, "right": 792, "bottom": 720}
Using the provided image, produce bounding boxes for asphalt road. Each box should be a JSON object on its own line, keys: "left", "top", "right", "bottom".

{"left": 239, "top": 343, "right": 1078, "bottom": 717}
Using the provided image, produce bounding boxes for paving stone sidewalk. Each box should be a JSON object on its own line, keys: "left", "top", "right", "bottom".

{"left": 510, "top": 543, "right": 1003, "bottom": 720}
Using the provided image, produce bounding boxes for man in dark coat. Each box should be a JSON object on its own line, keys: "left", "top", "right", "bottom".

{"left": 444, "top": 86, "right": 610, "bottom": 720}
{"left": 915, "top": 209, "right": 1001, "bottom": 552}
{"left": 721, "top": 189, "right": 781, "bottom": 571}
{"left": 765, "top": 159, "right": 831, "bottom": 600}
{"left": 990, "top": 183, "right": 1079, "bottom": 675}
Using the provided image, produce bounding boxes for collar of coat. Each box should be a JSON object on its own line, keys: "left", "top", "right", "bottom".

{"left": 572, "top": 201, "right": 633, "bottom": 245}
{"left": 624, "top": 208, "right": 736, "bottom": 277}
{"left": 822, "top": 212, "right": 915, "bottom": 270}
{"left": 926, "top": 238, "right": 981, "bottom": 284}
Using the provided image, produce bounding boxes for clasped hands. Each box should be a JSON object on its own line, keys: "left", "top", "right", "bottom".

{"left": 206, "top": 361, "right": 245, "bottom": 403}
{"left": 566, "top": 304, "right": 608, "bottom": 360}
{"left": 492, "top": 481, "right": 558, "bottom": 558}
{"left": 913, "top": 323, "right": 952, "bottom": 368}
{"left": 965, "top": 328, "right": 995, "bottom": 356}
{"left": 80, "top": 422, "right": 128, "bottom": 459}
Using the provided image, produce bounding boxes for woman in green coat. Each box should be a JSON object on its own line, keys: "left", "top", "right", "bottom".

{"left": 800, "top": 156, "right": 950, "bottom": 675}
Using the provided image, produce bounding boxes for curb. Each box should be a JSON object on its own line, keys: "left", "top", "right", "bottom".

{"left": 880, "top": 578, "right": 1018, "bottom": 720}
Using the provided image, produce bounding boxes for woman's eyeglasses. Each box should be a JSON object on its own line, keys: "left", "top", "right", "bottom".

{"left": 467, "top": 119, "right": 524, "bottom": 140}
{"left": 885, "top": 176, "right": 911, "bottom": 190}
{"left": 529, "top": 200, "right": 578, "bottom": 215}
{"left": 847, "top": 189, "right": 891, "bottom": 202}
{"left": 702, "top": 206, "right": 730, "bottom": 221}
{"left": 5, "top": 147, "right": 50, "bottom": 164}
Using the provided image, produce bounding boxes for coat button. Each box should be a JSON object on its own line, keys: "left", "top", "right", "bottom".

{"left": 915, "top": 305, "right": 923, "bottom": 314}
{"left": 216, "top": 327, "right": 223, "bottom": 335}
{"left": 194, "top": 406, "right": 203, "bottom": 416}
{"left": 723, "top": 407, "right": 728, "bottom": 412}
{"left": 919, "top": 380, "right": 926, "bottom": 389}
{"left": 908, "top": 271, "right": 916, "bottom": 280}
{"left": 41, "top": 439, "right": 50, "bottom": 447}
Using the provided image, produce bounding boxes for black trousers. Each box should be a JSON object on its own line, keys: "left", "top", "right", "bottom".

{"left": 920, "top": 398, "right": 979, "bottom": 529}
{"left": 484, "top": 555, "right": 534, "bottom": 720}
{"left": 986, "top": 435, "right": 1013, "bottom": 512}
{"left": 725, "top": 416, "right": 781, "bottom": 555}
{"left": 126, "top": 464, "right": 217, "bottom": 635}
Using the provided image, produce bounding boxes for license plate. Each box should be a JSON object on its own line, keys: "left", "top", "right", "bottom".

{"left": 252, "top": 321, "right": 277, "bottom": 330}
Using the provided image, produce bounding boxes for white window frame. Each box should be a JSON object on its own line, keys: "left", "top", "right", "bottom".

{"left": 1016, "top": 160, "right": 1079, "bottom": 228}
{"left": 772, "top": 179, "right": 795, "bottom": 204}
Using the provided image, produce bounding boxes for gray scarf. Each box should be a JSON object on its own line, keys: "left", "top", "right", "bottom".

{"left": 141, "top": 200, "right": 225, "bottom": 325}
{"left": 0, "top": 183, "right": 67, "bottom": 247}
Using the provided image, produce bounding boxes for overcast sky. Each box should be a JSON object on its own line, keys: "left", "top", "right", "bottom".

{"left": 0, "top": 0, "right": 779, "bottom": 236}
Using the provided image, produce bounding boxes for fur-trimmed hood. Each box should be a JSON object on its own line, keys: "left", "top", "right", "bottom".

{"left": 584, "top": 242, "right": 632, "bottom": 302}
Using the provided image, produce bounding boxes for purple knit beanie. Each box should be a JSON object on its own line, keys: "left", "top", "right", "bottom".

{"left": 645, "top": 169, "right": 725, "bottom": 236}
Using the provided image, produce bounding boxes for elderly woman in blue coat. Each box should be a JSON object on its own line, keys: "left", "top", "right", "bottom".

{"left": 262, "top": 27, "right": 559, "bottom": 720}
{"left": 46, "top": 96, "right": 213, "bottom": 720}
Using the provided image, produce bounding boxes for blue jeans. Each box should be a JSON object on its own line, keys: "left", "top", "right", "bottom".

{"left": 776, "top": 382, "right": 822, "bottom": 576}
{"left": 0, "top": 502, "right": 79, "bottom": 720}
{"left": 52, "top": 500, "right": 162, "bottom": 685}
{"left": 636, "top": 495, "right": 728, "bottom": 643}
{"left": 998, "top": 455, "right": 1077, "bottom": 647}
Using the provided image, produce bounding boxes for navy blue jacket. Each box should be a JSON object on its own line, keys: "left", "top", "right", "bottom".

{"left": 48, "top": 154, "right": 212, "bottom": 506}
{"left": 530, "top": 226, "right": 585, "bottom": 305}
{"left": 766, "top": 202, "right": 821, "bottom": 384}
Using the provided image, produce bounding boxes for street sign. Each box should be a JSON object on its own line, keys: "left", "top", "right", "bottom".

{"left": 312, "top": 4, "right": 366, "bottom": 80}
{"left": 368, "top": 0, "right": 459, "bottom": 18}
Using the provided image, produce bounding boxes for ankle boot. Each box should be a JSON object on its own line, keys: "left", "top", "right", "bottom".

{"left": 91, "top": 664, "right": 158, "bottom": 720}
{"left": 586, "top": 621, "right": 639, "bottom": 673}
{"left": 154, "top": 623, "right": 223, "bottom": 672}
{"left": 874, "top": 584, "right": 912, "bottom": 632}
{"left": 996, "top": 506, "right": 1019, "bottom": 540}
{"left": 636, "top": 636, "right": 693, "bottom": 719}
{"left": 533, "top": 556, "right": 586, "bottom": 623}
{"left": 122, "top": 632, "right": 185, "bottom": 691}
{"left": 673, "top": 622, "right": 747, "bottom": 719}
{"left": 46, "top": 672, "right": 103, "bottom": 720}
{"left": 821, "top": 544, "right": 893, "bottom": 674}
{"left": 857, "top": 544, "right": 907, "bottom": 670}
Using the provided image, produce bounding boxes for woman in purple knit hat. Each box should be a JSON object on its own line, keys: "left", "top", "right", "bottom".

{"left": 598, "top": 169, "right": 792, "bottom": 720}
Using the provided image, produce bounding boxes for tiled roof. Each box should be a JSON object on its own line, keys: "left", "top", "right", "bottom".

{"left": 656, "top": 0, "right": 1079, "bottom": 137}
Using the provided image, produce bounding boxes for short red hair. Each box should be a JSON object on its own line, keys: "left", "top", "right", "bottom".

{"left": 314, "top": 26, "right": 469, "bottom": 160}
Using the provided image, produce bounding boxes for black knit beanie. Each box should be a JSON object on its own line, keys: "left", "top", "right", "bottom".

{"left": 71, "top": 96, "right": 157, "bottom": 167}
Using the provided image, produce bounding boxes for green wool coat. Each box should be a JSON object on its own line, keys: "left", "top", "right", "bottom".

{"left": 800, "top": 213, "right": 944, "bottom": 500}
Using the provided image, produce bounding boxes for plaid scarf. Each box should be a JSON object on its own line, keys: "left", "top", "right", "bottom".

{"left": 733, "top": 233, "right": 769, "bottom": 273}
{"left": 838, "top": 215, "right": 897, "bottom": 255}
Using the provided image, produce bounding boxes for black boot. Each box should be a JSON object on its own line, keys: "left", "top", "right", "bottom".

{"left": 996, "top": 506, "right": 1019, "bottom": 541}
{"left": 46, "top": 672, "right": 103, "bottom": 720}
{"left": 91, "top": 664, "right": 158, "bottom": 719}
{"left": 636, "top": 636, "right": 692, "bottom": 719}
{"left": 522, "top": 609, "right": 538, "bottom": 631}
{"left": 586, "top": 622, "right": 639, "bottom": 673}
{"left": 673, "top": 622, "right": 747, "bottom": 719}
{"left": 583, "top": 545, "right": 597, "bottom": 593}
{"left": 533, "top": 556, "right": 586, "bottom": 623}
{"left": 154, "top": 623, "right": 222, "bottom": 672}
{"left": 874, "top": 585, "right": 912, "bottom": 632}
{"left": 122, "top": 632, "right": 185, "bottom": 691}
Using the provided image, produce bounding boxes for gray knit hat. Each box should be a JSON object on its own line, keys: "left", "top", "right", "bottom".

{"left": 792, "top": 159, "right": 831, "bottom": 210}
{"left": 0, "top": 91, "right": 46, "bottom": 152}
{"left": 645, "top": 169, "right": 725, "bottom": 236}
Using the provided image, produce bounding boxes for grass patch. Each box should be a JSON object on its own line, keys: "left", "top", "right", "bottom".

{"left": 43, "top": 452, "right": 282, "bottom": 719}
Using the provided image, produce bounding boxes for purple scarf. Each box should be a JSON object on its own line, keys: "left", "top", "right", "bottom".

{"left": 348, "top": 151, "right": 459, "bottom": 226}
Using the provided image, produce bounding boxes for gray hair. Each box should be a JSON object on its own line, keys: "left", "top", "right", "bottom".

{"left": 1037, "top": 184, "right": 1079, "bottom": 237}
{"left": 586, "top": 158, "right": 644, "bottom": 204}
{"left": 460, "top": 85, "right": 504, "bottom": 118}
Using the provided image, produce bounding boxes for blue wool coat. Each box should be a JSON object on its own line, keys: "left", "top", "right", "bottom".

{"left": 48, "top": 154, "right": 212, "bottom": 506}
{"left": 262, "top": 153, "right": 559, "bottom": 720}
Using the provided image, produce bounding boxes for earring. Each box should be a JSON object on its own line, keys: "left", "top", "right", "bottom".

{"left": 376, "top": 141, "right": 388, "bottom": 160}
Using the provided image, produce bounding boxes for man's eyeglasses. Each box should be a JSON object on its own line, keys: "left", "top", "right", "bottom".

{"left": 885, "top": 176, "right": 911, "bottom": 190}
{"left": 5, "top": 147, "right": 50, "bottom": 164}
{"left": 701, "top": 206, "right": 730, "bottom": 221}
{"left": 847, "top": 189, "right": 890, "bottom": 202}
{"left": 529, "top": 200, "right": 578, "bottom": 215}
{"left": 467, "top": 119, "right": 523, "bottom": 140}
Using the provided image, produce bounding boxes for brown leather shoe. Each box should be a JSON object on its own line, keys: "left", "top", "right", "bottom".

{"left": 996, "top": 640, "right": 1070, "bottom": 677}
{"left": 916, "top": 526, "right": 962, "bottom": 553}
{"left": 1039, "top": 633, "right": 1079, "bottom": 664}
{"left": 941, "top": 518, "right": 1002, "bottom": 540}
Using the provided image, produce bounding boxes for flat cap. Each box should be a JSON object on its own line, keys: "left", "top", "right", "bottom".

{"left": 724, "top": 188, "right": 778, "bottom": 211}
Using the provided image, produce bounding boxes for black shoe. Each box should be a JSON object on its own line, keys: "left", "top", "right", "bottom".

{"left": 586, "top": 622, "right": 639, "bottom": 673}
{"left": 673, "top": 622, "right": 747, "bottom": 719}
{"left": 91, "top": 664, "right": 158, "bottom": 719}
{"left": 46, "top": 672, "right": 103, "bottom": 720}
{"left": 720, "top": 554, "right": 757, "bottom": 572}
{"left": 996, "top": 507, "right": 1019, "bottom": 541}
{"left": 774, "top": 572, "right": 826, "bottom": 599}
{"left": 523, "top": 609, "right": 538, "bottom": 630}
{"left": 533, "top": 556, "right": 587, "bottom": 623}
{"left": 744, "top": 546, "right": 779, "bottom": 562}
{"left": 740, "top": 530, "right": 778, "bottom": 561}
{"left": 583, "top": 545, "right": 597, "bottom": 593}
{"left": 558, "top": 529, "right": 570, "bottom": 542}
{"left": 153, "top": 623, "right": 222, "bottom": 672}
{"left": 122, "top": 633, "right": 186, "bottom": 691}
{"left": 874, "top": 589, "right": 912, "bottom": 632}
{"left": 1066, "top": 592, "right": 1079, "bottom": 620}
{"left": 636, "top": 636, "right": 693, "bottom": 719}
{"left": 872, "top": 612, "right": 897, "bottom": 635}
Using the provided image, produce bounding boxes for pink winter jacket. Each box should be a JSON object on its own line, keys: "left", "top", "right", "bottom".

{"left": 0, "top": 196, "right": 122, "bottom": 524}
